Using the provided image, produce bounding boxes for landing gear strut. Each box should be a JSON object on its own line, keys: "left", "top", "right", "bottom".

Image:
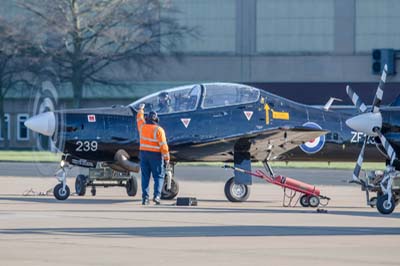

{"left": 161, "top": 163, "right": 179, "bottom": 200}
{"left": 223, "top": 161, "right": 273, "bottom": 203}
{"left": 54, "top": 160, "right": 71, "bottom": 200}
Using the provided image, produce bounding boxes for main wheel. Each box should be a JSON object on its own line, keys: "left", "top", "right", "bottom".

{"left": 161, "top": 179, "right": 179, "bottom": 200}
{"left": 224, "top": 177, "right": 250, "bottom": 202}
{"left": 75, "top": 175, "right": 87, "bottom": 196}
{"left": 53, "top": 183, "right": 70, "bottom": 201}
{"left": 300, "top": 195, "right": 310, "bottom": 207}
{"left": 126, "top": 177, "right": 138, "bottom": 197}
{"left": 377, "top": 194, "right": 396, "bottom": 215}
{"left": 308, "top": 196, "right": 320, "bottom": 208}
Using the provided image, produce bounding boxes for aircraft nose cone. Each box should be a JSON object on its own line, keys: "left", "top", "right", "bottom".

{"left": 345, "top": 112, "right": 382, "bottom": 136}
{"left": 24, "top": 112, "right": 56, "bottom": 137}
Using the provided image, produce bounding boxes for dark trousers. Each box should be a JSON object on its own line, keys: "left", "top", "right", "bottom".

{"left": 140, "top": 151, "right": 165, "bottom": 199}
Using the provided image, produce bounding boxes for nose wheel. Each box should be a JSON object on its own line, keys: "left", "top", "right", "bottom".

{"left": 53, "top": 183, "right": 70, "bottom": 200}
{"left": 54, "top": 161, "right": 71, "bottom": 200}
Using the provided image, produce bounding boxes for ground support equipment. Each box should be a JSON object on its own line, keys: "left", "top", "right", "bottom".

{"left": 224, "top": 164, "right": 330, "bottom": 208}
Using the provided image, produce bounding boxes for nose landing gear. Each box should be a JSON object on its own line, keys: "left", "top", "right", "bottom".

{"left": 54, "top": 161, "right": 71, "bottom": 200}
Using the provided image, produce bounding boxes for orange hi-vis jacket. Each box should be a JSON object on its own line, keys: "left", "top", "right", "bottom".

{"left": 136, "top": 110, "right": 170, "bottom": 161}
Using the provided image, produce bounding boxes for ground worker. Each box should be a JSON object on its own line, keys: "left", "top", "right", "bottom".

{"left": 136, "top": 103, "right": 170, "bottom": 205}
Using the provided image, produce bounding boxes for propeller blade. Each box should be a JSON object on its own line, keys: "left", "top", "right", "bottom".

{"left": 376, "top": 129, "right": 397, "bottom": 165}
{"left": 372, "top": 64, "right": 388, "bottom": 113}
{"left": 352, "top": 137, "right": 367, "bottom": 181}
{"left": 346, "top": 85, "right": 367, "bottom": 113}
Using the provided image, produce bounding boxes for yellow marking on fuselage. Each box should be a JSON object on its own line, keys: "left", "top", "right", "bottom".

{"left": 264, "top": 103, "right": 290, "bottom": 124}
{"left": 272, "top": 110, "right": 290, "bottom": 120}
{"left": 264, "top": 104, "right": 270, "bottom": 124}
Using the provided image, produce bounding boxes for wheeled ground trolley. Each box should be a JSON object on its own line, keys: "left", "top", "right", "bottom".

{"left": 224, "top": 165, "right": 330, "bottom": 208}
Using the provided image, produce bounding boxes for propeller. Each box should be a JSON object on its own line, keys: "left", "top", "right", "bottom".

{"left": 345, "top": 64, "right": 397, "bottom": 181}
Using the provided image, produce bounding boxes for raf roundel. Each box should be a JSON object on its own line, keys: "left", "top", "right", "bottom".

{"left": 300, "top": 122, "right": 326, "bottom": 154}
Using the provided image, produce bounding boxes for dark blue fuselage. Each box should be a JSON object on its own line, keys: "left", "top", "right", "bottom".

{"left": 55, "top": 84, "right": 399, "bottom": 166}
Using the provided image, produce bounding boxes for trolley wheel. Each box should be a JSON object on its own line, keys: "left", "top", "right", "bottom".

{"left": 53, "top": 184, "right": 70, "bottom": 201}
{"left": 308, "top": 196, "right": 320, "bottom": 208}
{"left": 91, "top": 186, "right": 96, "bottom": 196}
{"left": 224, "top": 177, "right": 250, "bottom": 202}
{"left": 300, "top": 195, "right": 310, "bottom": 207}
{"left": 376, "top": 194, "right": 395, "bottom": 215}
{"left": 126, "top": 177, "right": 138, "bottom": 197}
{"left": 369, "top": 196, "right": 377, "bottom": 208}
{"left": 161, "top": 179, "right": 179, "bottom": 200}
{"left": 75, "top": 174, "right": 87, "bottom": 196}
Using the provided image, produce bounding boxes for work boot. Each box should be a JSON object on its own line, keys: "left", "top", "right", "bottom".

{"left": 142, "top": 198, "right": 149, "bottom": 205}
{"left": 153, "top": 196, "right": 161, "bottom": 205}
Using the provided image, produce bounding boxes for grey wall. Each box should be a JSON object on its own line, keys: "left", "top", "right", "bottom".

{"left": 111, "top": 0, "right": 400, "bottom": 83}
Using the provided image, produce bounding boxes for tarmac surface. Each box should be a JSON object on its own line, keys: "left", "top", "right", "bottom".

{"left": 0, "top": 163, "right": 400, "bottom": 265}
{"left": 0, "top": 162, "right": 352, "bottom": 185}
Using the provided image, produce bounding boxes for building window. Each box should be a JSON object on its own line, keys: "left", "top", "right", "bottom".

{"left": 256, "top": 0, "right": 334, "bottom": 53}
{"left": 0, "top": 114, "right": 10, "bottom": 141}
{"left": 17, "top": 114, "right": 29, "bottom": 141}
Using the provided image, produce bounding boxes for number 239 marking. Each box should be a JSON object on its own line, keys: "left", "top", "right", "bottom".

{"left": 76, "top": 141, "right": 98, "bottom": 152}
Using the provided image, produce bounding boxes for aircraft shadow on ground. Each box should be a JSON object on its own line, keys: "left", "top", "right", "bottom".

{"left": 0, "top": 225, "right": 400, "bottom": 238}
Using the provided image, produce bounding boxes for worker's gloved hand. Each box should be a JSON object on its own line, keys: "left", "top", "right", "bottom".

{"left": 138, "top": 103, "right": 145, "bottom": 110}
{"left": 164, "top": 160, "right": 170, "bottom": 170}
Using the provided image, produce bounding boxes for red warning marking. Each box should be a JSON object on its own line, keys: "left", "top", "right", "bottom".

{"left": 181, "top": 118, "right": 191, "bottom": 128}
{"left": 88, "top": 115, "right": 96, "bottom": 122}
{"left": 244, "top": 111, "right": 253, "bottom": 121}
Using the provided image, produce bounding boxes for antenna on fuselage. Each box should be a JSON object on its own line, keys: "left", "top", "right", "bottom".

{"left": 323, "top": 97, "right": 342, "bottom": 111}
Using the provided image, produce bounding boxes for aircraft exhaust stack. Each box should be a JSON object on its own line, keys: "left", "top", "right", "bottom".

{"left": 114, "top": 150, "right": 140, "bottom": 173}
{"left": 24, "top": 111, "right": 56, "bottom": 137}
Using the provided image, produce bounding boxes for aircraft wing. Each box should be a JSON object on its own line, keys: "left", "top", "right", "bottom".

{"left": 249, "top": 126, "right": 329, "bottom": 161}
{"left": 175, "top": 126, "right": 328, "bottom": 162}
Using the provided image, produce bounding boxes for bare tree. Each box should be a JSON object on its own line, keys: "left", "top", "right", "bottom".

{"left": 0, "top": 17, "right": 39, "bottom": 148}
{"left": 19, "top": 0, "right": 193, "bottom": 108}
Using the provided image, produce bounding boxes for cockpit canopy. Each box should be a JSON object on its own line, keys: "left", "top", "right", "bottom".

{"left": 130, "top": 83, "right": 260, "bottom": 114}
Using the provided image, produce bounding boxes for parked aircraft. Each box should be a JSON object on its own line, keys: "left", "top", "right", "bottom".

{"left": 25, "top": 66, "right": 400, "bottom": 214}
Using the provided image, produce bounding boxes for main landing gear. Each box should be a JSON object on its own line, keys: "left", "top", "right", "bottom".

{"left": 224, "top": 161, "right": 276, "bottom": 203}
{"left": 224, "top": 161, "right": 330, "bottom": 208}
{"left": 161, "top": 163, "right": 179, "bottom": 200}
{"left": 224, "top": 161, "right": 275, "bottom": 203}
{"left": 224, "top": 177, "right": 250, "bottom": 202}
